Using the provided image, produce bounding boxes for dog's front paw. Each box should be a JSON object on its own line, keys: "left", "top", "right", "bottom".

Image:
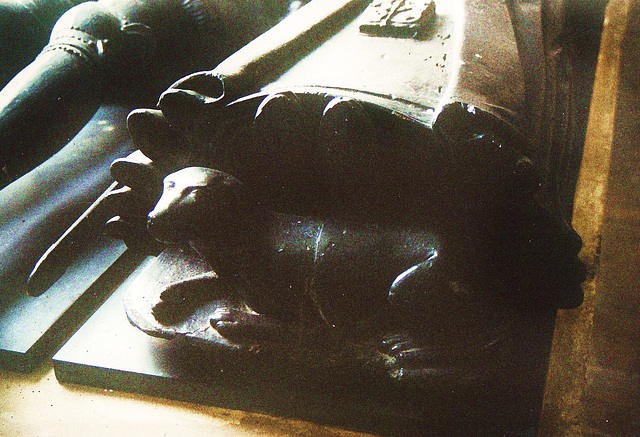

{"left": 152, "top": 272, "right": 219, "bottom": 325}
{"left": 210, "top": 306, "right": 285, "bottom": 342}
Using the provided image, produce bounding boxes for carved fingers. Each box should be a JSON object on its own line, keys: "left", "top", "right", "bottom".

{"left": 105, "top": 109, "right": 194, "bottom": 252}
{"left": 127, "top": 108, "right": 193, "bottom": 166}
{"left": 105, "top": 151, "right": 165, "bottom": 253}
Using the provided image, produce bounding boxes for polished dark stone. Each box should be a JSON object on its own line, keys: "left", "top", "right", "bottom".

{"left": 0, "top": 235, "right": 136, "bottom": 372}
{"left": 53, "top": 247, "right": 559, "bottom": 436}
{"left": 0, "top": 106, "right": 134, "bottom": 372}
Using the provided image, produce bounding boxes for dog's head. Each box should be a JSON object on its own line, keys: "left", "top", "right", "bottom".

{"left": 147, "top": 167, "right": 259, "bottom": 245}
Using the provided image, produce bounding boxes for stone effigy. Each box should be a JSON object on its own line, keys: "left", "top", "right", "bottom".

{"left": 94, "top": 0, "right": 587, "bottom": 385}
{"left": 0, "top": 0, "right": 293, "bottom": 186}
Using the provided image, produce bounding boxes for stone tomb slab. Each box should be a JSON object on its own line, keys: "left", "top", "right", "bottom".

{"left": 53, "top": 246, "right": 557, "bottom": 435}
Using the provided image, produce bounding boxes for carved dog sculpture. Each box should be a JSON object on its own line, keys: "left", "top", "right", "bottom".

{"left": 146, "top": 166, "right": 502, "bottom": 345}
